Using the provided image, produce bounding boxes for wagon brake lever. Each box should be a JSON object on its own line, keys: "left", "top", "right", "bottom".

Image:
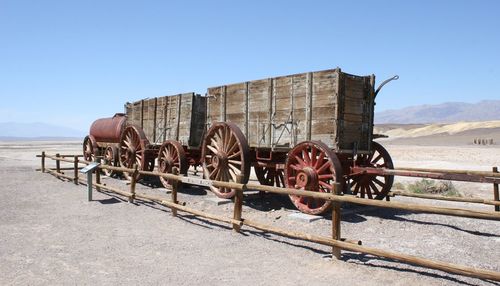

{"left": 374, "top": 75, "right": 399, "bottom": 99}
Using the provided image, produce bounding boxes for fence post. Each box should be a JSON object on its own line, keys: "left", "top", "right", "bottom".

{"left": 73, "top": 156, "right": 79, "bottom": 185}
{"left": 331, "top": 182, "right": 342, "bottom": 260}
{"left": 233, "top": 175, "right": 244, "bottom": 233}
{"left": 494, "top": 167, "right": 499, "bottom": 212}
{"left": 95, "top": 158, "right": 101, "bottom": 192}
{"left": 41, "top": 151, "right": 45, "bottom": 173}
{"left": 171, "top": 167, "right": 179, "bottom": 217}
{"left": 129, "top": 164, "right": 138, "bottom": 203}
{"left": 55, "top": 153, "right": 61, "bottom": 173}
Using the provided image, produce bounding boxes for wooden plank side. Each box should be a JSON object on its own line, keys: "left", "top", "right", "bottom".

{"left": 204, "top": 68, "right": 373, "bottom": 152}
{"left": 291, "top": 73, "right": 308, "bottom": 146}
{"left": 165, "top": 95, "right": 179, "bottom": 141}
{"left": 178, "top": 93, "right": 193, "bottom": 146}
{"left": 155, "top": 96, "right": 168, "bottom": 143}
{"left": 247, "top": 79, "right": 271, "bottom": 147}
{"left": 311, "top": 69, "right": 339, "bottom": 147}
{"left": 273, "top": 76, "right": 293, "bottom": 147}
{"left": 207, "top": 87, "right": 223, "bottom": 125}
{"left": 225, "top": 83, "right": 247, "bottom": 127}
{"left": 337, "top": 74, "right": 374, "bottom": 152}
{"left": 189, "top": 94, "right": 207, "bottom": 148}
{"left": 144, "top": 98, "right": 157, "bottom": 142}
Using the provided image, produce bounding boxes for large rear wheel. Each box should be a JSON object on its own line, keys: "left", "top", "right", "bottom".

{"left": 158, "top": 140, "right": 188, "bottom": 189}
{"left": 119, "top": 125, "right": 151, "bottom": 180}
{"left": 102, "top": 146, "right": 119, "bottom": 177}
{"left": 285, "top": 141, "right": 343, "bottom": 215}
{"left": 83, "top": 135, "right": 98, "bottom": 162}
{"left": 254, "top": 163, "right": 285, "bottom": 188}
{"left": 350, "top": 141, "right": 394, "bottom": 199}
{"left": 201, "top": 122, "right": 250, "bottom": 199}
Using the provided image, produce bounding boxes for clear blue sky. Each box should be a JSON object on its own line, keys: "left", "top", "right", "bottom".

{"left": 1, "top": 0, "right": 499, "bottom": 132}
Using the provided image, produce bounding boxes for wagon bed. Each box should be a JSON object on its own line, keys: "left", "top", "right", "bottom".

{"left": 207, "top": 68, "right": 375, "bottom": 154}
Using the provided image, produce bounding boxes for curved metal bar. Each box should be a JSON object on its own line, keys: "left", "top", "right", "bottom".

{"left": 374, "top": 75, "right": 399, "bottom": 98}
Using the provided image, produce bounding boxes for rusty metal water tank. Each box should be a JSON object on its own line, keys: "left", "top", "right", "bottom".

{"left": 89, "top": 113, "right": 127, "bottom": 143}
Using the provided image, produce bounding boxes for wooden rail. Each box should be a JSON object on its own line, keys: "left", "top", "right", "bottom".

{"left": 38, "top": 152, "right": 500, "bottom": 282}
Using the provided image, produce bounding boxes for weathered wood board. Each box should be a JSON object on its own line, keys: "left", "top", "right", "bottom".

{"left": 124, "top": 93, "right": 206, "bottom": 148}
{"left": 206, "top": 68, "right": 374, "bottom": 153}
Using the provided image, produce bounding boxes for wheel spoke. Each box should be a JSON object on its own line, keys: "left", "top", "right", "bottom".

{"left": 366, "top": 184, "right": 373, "bottom": 199}
{"left": 226, "top": 140, "right": 239, "bottom": 155}
{"left": 206, "top": 144, "right": 219, "bottom": 154}
{"left": 314, "top": 152, "right": 325, "bottom": 169}
{"left": 317, "top": 161, "right": 331, "bottom": 173}
{"left": 210, "top": 138, "right": 221, "bottom": 151}
{"left": 293, "top": 154, "right": 306, "bottom": 167}
{"left": 302, "top": 148, "right": 311, "bottom": 164}
{"left": 228, "top": 150, "right": 241, "bottom": 159}
{"left": 372, "top": 154, "right": 383, "bottom": 164}
{"left": 228, "top": 163, "right": 241, "bottom": 175}
{"left": 373, "top": 177, "right": 386, "bottom": 187}
{"left": 318, "top": 174, "right": 333, "bottom": 180}
{"left": 319, "top": 181, "right": 333, "bottom": 190}
{"left": 228, "top": 159, "right": 242, "bottom": 165}
{"left": 369, "top": 181, "right": 380, "bottom": 195}
{"left": 353, "top": 182, "right": 360, "bottom": 195}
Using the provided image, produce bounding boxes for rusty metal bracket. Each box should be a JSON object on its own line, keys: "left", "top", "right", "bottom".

{"left": 374, "top": 75, "right": 399, "bottom": 99}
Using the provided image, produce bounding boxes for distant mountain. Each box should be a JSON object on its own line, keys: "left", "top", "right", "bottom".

{"left": 0, "top": 122, "right": 85, "bottom": 139}
{"left": 375, "top": 100, "right": 500, "bottom": 124}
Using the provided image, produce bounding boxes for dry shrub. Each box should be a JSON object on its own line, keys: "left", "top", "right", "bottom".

{"left": 407, "top": 179, "right": 461, "bottom": 197}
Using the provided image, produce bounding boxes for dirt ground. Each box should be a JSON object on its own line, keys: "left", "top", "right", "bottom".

{"left": 0, "top": 140, "right": 499, "bottom": 285}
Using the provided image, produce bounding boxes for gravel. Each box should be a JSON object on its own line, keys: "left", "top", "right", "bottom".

{"left": 0, "top": 141, "right": 499, "bottom": 285}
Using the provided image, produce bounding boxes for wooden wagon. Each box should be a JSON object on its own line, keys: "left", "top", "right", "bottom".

{"left": 83, "top": 68, "right": 398, "bottom": 214}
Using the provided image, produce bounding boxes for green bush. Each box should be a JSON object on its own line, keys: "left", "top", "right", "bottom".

{"left": 407, "top": 179, "right": 461, "bottom": 197}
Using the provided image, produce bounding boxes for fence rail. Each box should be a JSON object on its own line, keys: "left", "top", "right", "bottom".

{"left": 37, "top": 151, "right": 500, "bottom": 282}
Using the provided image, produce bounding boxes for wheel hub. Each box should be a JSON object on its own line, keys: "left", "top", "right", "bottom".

{"left": 125, "top": 148, "right": 136, "bottom": 164}
{"left": 160, "top": 158, "right": 174, "bottom": 172}
{"left": 295, "top": 167, "right": 318, "bottom": 189}
{"left": 212, "top": 152, "right": 228, "bottom": 169}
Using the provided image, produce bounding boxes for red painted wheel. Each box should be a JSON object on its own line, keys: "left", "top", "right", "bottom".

{"left": 83, "top": 135, "right": 98, "bottom": 162}
{"left": 202, "top": 122, "right": 250, "bottom": 199}
{"left": 102, "top": 146, "right": 119, "bottom": 176}
{"left": 285, "top": 141, "right": 343, "bottom": 215}
{"left": 254, "top": 163, "right": 285, "bottom": 188}
{"left": 158, "top": 140, "right": 188, "bottom": 189}
{"left": 350, "top": 142, "right": 394, "bottom": 199}
{"left": 119, "top": 125, "right": 151, "bottom": 180}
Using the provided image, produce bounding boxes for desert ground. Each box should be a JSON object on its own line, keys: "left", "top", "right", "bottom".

{"left": 0, "top": 130, "right": 499, "bottom": 285}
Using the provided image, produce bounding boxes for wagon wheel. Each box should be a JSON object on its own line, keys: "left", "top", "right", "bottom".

{"left": 158, "top": 140, "right": 188, "bottom": 189}
{"left": 254, "top": 163, "right": 285, "bottom": 188}
{"left": 119, "top": 125, "right": 150, "bottom": 180}
{"left": 350, "top": 141, "right": 394, "bottom": 199}
{"left": 202, "top": 122, "right": 250, "bottom": 199}
{"left": 102, "top": 146, "right": 119, "bottom": 177}
{"left": 285, "top": 141, "right": 343, "bottom": 215}
{"left": 83, "top": 135, "right": 98, "bottom": 162}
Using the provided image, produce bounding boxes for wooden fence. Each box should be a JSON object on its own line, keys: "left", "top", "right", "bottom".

{"left": 37, "top": 151, "right": 500, "bottom": 282}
